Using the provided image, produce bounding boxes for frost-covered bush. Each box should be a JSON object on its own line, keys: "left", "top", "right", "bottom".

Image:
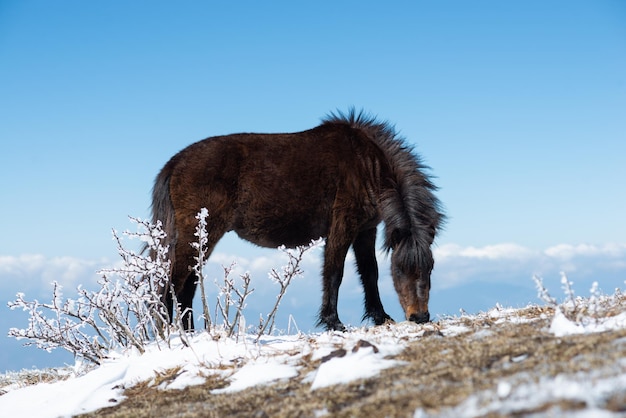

{"left": 533, "top": 272, "right": 626, "bottom": 325}
{"left": 192, "top": 209, "right": 322, "bottom": 340}
{"left": 211, "top": 240, "right": 323, "bottom": 340}
{"left": 256, "top": 240, "right": 323, "bottom": 338}
{"left": 8, "top": 217, "right": 173, "bottom": 365}
{"left": 8, "top": 210, "right": 319, "bottom": 365}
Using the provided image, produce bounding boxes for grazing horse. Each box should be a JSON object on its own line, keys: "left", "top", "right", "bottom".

{"left": 150, "top": 109, "right": 444, "bottom": 331}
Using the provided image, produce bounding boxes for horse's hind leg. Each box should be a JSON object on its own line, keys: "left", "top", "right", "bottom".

{"left": 169, "top": 236, "right": 197, "bottom": 330}
{"left": 170, "top": 216, "right": 227, "bottom": 330}
{"left": 353, "top": 228, "right": 393, "bottom": 325}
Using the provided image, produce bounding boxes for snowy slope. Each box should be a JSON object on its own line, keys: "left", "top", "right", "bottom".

{"left": 1, "top": 302, "right": 626, "bottom": 417}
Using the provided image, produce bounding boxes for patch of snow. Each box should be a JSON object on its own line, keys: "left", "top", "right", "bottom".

{"left": 212, "top": 358, "right": 299, "bottom": 393}
{"left": 439, "top": 324, "right": 471, "bottom": 337}
{"left": 0, "top": 361, "right": 130, "bottom": 418}
{"left": 497, "top": 381, "right": 512, "bottom": 398}
{"left": 550, "top": 309, "right": 585, "bottom": 336}
{"left": 310, "top": 344, "right": 403, "bottom": 390}
{"left": 161, "top": 370, "right": 205, "bottom": 391}
{"left": 549, "top": 309, "right": 626, "bottom": 337}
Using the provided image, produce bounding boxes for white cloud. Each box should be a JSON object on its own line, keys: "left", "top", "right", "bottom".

{"left": 0, "top": 254, "right": 46, "bottom": 276}
{"left": 435, "top": 243, "right": 536, "bottom": 261}
{"left": 0, "top": 254, "right": 107, "bottom": 296}
{"left": 544, "top": 243, "right": 626, "bottom": 260}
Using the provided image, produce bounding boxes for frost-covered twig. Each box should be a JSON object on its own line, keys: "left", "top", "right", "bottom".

{"left": 533, "top": 275, "right": 557, "bottom": 307}
{"left": 256, "top": 238, "right": 323, "bottom": 339}
{"left": 192, "top": 208, "right": 212, "bottom": 332}
{"left": 169, "top": 282, "right": 192, "bottom": 348}
{"left": 560, "top": 272, "right": 576, "bottom": 307}
{"left": 586, "top": 281, "right": 601, "bottom": 320}
{"left": 214, "top": 265, "right": 254, "bottom": 338}
{"left": 229, "top": 273, "right": 252, "bottom": 338}
{"left": 8, "top": 284, "right": 108, "bottom": 365}
{"left": 533, "top": 273, "right": 626, "bottom": 328}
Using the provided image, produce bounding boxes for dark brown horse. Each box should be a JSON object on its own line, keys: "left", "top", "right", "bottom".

{"left": 150, "top": 109, "right": 444, "bottom": 331}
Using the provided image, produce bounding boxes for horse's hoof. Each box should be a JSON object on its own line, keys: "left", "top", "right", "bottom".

{"left": 373, "top": 313, "right": 395, "bottom": 326}
{"left": 383, "top": 317, "right": 396, "bottom": 325}
{"left": 331, "top": 323, "right": 347, "bottom": 332}
{"left": 325, "top": 320, "right": 347, "bottom": 332}
{"left": 409, "top": 311, "right": 430, "bottom": 324}
{"left": 319, "top": 313, "right": 347, "bottom": 331}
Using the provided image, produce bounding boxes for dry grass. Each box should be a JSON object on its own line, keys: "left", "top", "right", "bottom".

{"left": 72, "top": 304, "right": 626, "bottom": 417}
{"left": 0, "top": 367, "right": 74, "bottom": 396}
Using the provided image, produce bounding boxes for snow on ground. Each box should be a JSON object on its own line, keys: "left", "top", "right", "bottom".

{"left": 549, "top": 308, "right": 626, "bottom": 337}
{"left": 0, "top": 321, "right": 447, "bottom": 418}
{"left": 1, "top": 303, "right": 626, "bottom": 418}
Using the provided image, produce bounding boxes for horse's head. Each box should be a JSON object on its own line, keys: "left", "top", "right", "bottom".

{"left": 390, "top": 243, "right": 433, "bottom": 324}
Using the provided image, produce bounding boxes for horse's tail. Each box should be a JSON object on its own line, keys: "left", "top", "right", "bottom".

{"left": 150, "top": 167, "right": 177, "bottom": 260}
{"left": 142, "top": 166, "right": 177, "bottom": 324}
{"left": 144, "top": 164, "right": 177, "bottom": 291}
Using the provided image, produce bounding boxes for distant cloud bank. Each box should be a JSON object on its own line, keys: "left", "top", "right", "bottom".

{"left": 0, "top": 255, "right": 107, "bottom": 296}
{"left": 433, "top": 242, "right": 626, "bottom": 290}
{"left": 544, "top": 243, "right": 626, "bottom": 260}
{"left": 435, "top": 242, "right": 626, "bottom": 261}
{"left": 1, "top": 242, "right": 625, "bottom": 299}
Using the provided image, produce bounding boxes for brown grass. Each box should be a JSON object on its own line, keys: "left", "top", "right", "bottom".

{"left": 0, "top": 367, "right": 74, "bottom": 396}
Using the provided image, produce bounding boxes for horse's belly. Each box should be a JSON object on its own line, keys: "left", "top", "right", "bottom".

{"left": 233, "top": 218, "right": 328, "bottom": 249}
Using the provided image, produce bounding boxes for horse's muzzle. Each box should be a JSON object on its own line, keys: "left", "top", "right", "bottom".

{"left": 409, "top": 311, "right": 430, "bottom": 324}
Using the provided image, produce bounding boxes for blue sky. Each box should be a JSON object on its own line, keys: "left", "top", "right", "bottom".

{"left": 1, "top": 1, "right": 626, "bottom": 371}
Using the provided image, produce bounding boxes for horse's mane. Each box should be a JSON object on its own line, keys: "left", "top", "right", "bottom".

{"left": 321, "top": 109, "right": 445, "bottom": 272}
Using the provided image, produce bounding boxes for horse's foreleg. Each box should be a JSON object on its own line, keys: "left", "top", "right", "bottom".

{"left": 353, "top": 228, "right": 393, "bottom": 325}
